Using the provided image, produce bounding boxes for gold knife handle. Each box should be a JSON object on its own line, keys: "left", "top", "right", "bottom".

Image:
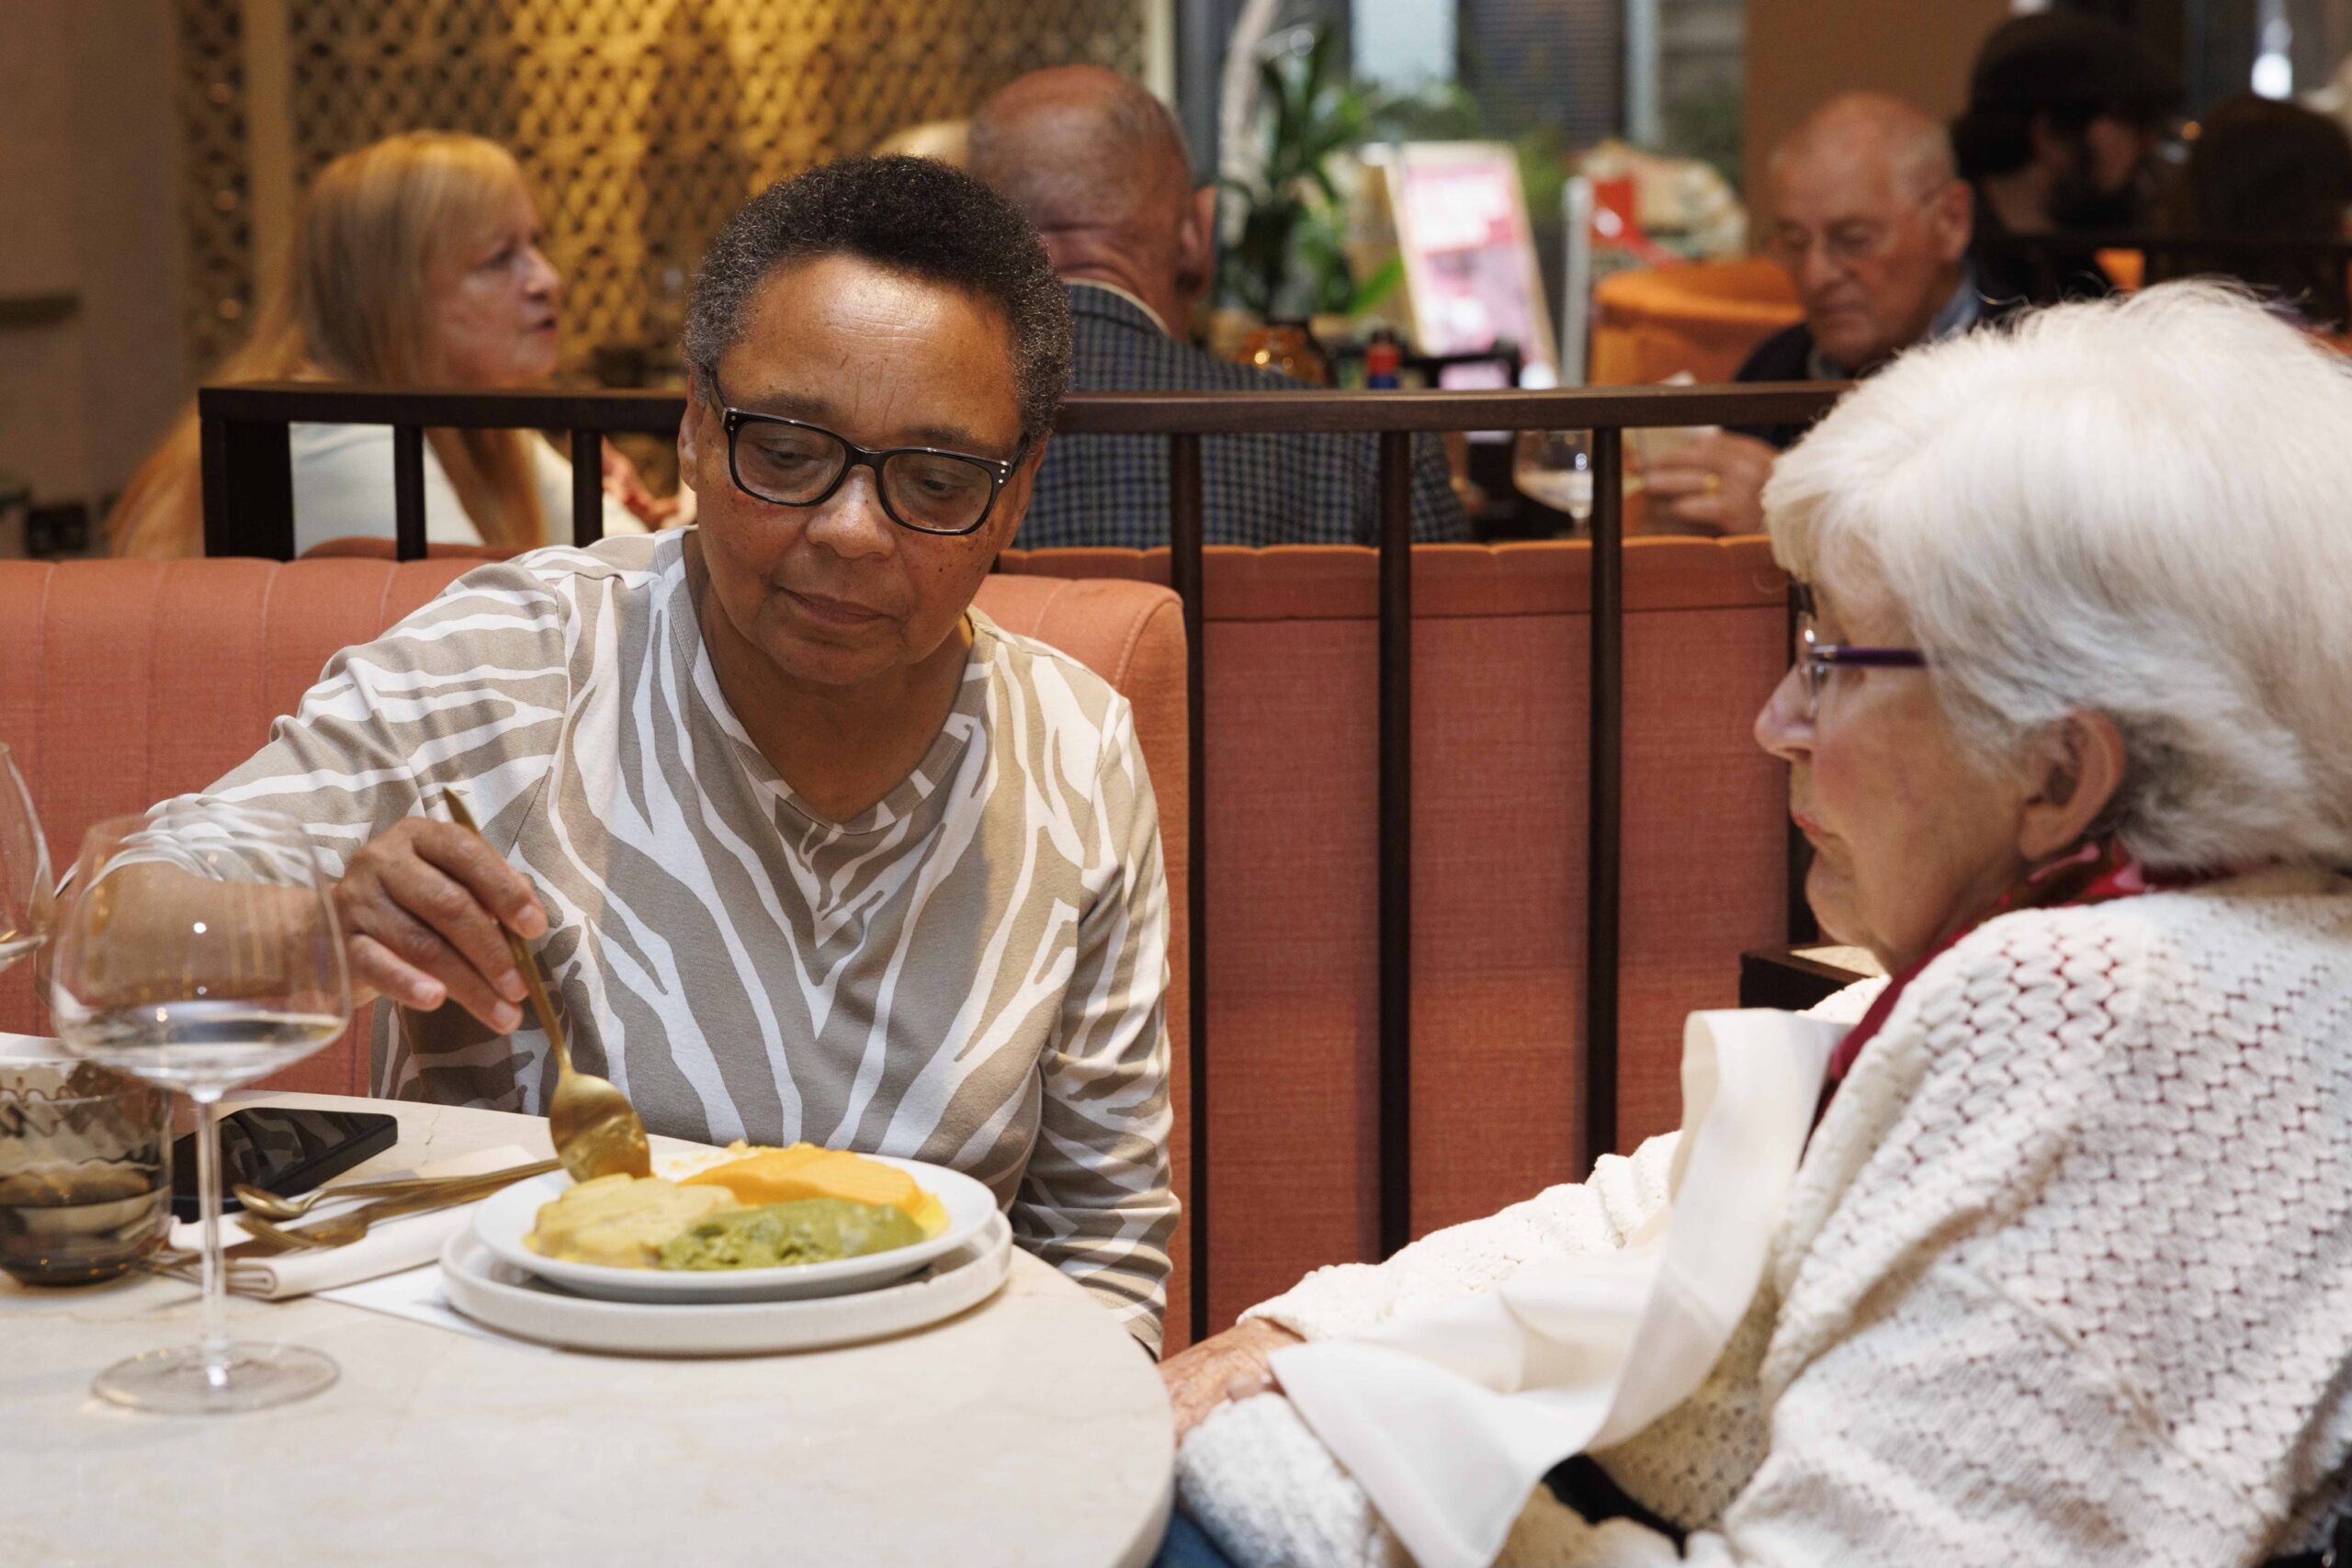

{"left": 271, "top": 1163, "right": 548, "bottom": 1244}
{"left": 167, "top": 1162, "right": 553, "bottom": 1263}
{"left": 302, "top": 1156, "right": 562, "bottom": 1204}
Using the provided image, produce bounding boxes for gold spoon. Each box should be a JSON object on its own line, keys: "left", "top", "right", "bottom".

{"left": 439, "top": 790, "right": 652, "bottom": 1184}
{"left": 232, "top": 1157, "right": 561, "bottom": 1221}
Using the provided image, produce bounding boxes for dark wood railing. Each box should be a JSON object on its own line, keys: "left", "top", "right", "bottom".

{"left": 198, "top": 378, "right": 1847, "bottom": 1343}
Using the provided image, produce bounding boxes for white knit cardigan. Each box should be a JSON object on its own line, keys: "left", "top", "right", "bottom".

{"left": 1180, "top": 869, "right": 2352, "bottom": 1566}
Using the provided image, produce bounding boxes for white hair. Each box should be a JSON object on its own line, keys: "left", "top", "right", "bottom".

{"left": 1764, "top": 281, "right": 2352, "bottom": 872}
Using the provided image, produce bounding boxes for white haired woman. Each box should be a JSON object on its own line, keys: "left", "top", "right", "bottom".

{"left": 1159, "top": 283, "right": 2352, "bottom": 1567}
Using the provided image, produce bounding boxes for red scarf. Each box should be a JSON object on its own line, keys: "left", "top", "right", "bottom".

{"left": 1816, "top": 840, "right": 2217, "bottom": 1114}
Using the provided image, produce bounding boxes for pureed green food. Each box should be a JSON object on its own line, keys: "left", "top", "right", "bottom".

{"left": 657, "top": 1197, "right": 924, "bottom": 1270}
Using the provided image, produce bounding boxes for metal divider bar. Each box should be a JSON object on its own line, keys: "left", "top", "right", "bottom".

{"left": 1168, "top": 431, "right": 1209, "bottom": 1346}
{"left": 200, "top": 415, "right": 296, "bottom": 560}
{"left": 392, "top": 426, "right": 427, "bottom": 562}
{"left": 1376, "top": 430, "right": 1414, "bottom": 1258}
{"left": 1584, "top": 428, "right": 1624, "bottom": 1168}
{"left": 570, "top": 429, "right": 605, "bottom": 547}
{"left": 1783, "top": 587, "right": 1816, "bottom": 944}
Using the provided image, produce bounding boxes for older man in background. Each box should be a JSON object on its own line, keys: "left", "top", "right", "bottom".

{"left": 1647, "top": 93, "right": 1982, "bottom": 534}
{"left": 969, "top": 65, "right": 1467, "bottom": 547}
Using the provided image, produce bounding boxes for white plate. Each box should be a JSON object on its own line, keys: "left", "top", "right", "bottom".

{"left": 439, "top": 1213, "right": 1012, "bottom": 1356}
{"left": 470, "top": 1154, "right": 1001, "bottom": 1303}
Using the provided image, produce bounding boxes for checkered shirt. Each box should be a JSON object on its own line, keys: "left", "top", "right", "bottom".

{"left": 1015, "top": 285, "right": 1470, "bottom": 548}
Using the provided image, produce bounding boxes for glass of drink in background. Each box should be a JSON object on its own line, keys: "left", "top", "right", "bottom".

{"left": 1510, "top": 430, "right": 1648, "bottom": 535}
{"left": 0, "top": 743, "right": 51, "bottom": 974}
{"left": 47, "top": 801, "right": 350, "bottom": 1413}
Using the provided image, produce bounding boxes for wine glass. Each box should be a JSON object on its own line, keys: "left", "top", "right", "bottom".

{"left": 1511, "top": 430, "right": 1649, "bottom": 535}
{"left": 47, "top": 801, "right": 351, "bottom": 1414}
{"left": 0, "top": 743, "right": 51, "bottom": 974}
{"left": 1512, "top": 429, "right": 1595, "bottom": 531}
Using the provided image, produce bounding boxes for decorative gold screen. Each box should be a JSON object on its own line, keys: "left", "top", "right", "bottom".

{"left": 175, "top": 0, "right": 1148, "bottom": 378}
{"left": 176, "top": 0, "right": 254, "bottom": 376}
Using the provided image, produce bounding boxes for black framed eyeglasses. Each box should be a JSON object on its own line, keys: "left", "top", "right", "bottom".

{"left": 1793, "top": 585, "right": 1928, "bottom": 719}
{"left": 703, "top": 368, "right": 1023, "bottom": 536}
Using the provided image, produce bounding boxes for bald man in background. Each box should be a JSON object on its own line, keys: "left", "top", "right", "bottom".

{"left": 1648, "top": 92, "right": 1991, "bottom": 534}
{"left": 969, "top": 66, "right": 1467, "bottom": 547}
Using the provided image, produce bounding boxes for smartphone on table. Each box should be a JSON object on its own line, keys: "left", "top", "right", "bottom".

{"left": 170, "top": 1108, "right": 399, "bottom": 1223}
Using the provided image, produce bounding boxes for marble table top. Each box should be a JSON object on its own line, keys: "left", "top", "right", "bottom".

{"left": 0, "top": 1092, "right": 1173, "bottom": 1568}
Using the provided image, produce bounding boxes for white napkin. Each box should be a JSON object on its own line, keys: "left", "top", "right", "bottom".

{"left": 1269, "top": 1010, "right": 1842, "bottom": 1568}
{"left": 0, "top": 1032, "right": 67, "bottom": 1060}
{"left": 167, "top": 1145, "right": 537, "bottom": 1301}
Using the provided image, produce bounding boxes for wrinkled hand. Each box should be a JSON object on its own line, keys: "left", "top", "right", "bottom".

{"left": 1161, "top": 1317, "right": 1304, "bottom": 1440}
{"left": 601, "top": 441, "right": 684, "bottom": 528}
{"left": 333, "top": 818, "right": 548, "bottom": 1032}
{"left": 1641, "top": 431, "right": 1776, "bottom": 536}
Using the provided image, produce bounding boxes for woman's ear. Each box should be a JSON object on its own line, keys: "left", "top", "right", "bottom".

{"left": 1929, "top": 180, "right": 1975, "bottom": 265}
{"left": 677, "top": 373, "right": 704, "bottom": 474}
{"left": 2018, "top": 709, "right": 2129, "bottom": 861}
{"left": 1176, "top": 185, "right": 1217, "bottom": 306}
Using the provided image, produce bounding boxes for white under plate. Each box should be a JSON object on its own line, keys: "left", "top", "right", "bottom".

{"left": 439, "top": 1213, "right": 1012, "bottom": 1357}
{"left": 471, "top": 1156, "right": 1001, "bottom": 1303}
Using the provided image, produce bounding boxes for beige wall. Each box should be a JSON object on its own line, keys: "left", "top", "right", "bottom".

{"left": 0, "top": 0, "right": 187, "bottom": 554}
{"left": 1743, "top": 0, "right": 2014, "bottom": 218}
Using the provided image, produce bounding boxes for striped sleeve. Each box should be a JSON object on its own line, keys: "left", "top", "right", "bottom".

{"left": 191, "top": 558, "right": 578, "bottom": 868}
{"left": 1007, "top": 693, "right": 1180, "bottom": 1352}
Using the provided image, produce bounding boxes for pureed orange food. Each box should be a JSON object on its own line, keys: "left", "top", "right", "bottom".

{"left": 683, "top": 1144, "right": 947, "bottom": 1235}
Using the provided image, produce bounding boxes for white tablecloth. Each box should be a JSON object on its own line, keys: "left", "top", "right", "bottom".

{"left": 0, "top": 1091, "right": 1173, "bottom": 1568}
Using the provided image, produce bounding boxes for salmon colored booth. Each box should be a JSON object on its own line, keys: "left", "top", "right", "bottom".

{"left": 1001, "top": 541, "right": 1793, "bottom": 1324}
{"left": 0, "top": 539, "right": 1793, "bottom": 1342}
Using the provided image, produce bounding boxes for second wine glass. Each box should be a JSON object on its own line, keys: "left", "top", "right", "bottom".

{"left": 47, "top": 800, "right": 351, "bottom": 1415}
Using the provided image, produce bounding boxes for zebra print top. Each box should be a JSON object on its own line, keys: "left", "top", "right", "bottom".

{"left": 189, "top": 529, "right": 1176, "bottom": 1346}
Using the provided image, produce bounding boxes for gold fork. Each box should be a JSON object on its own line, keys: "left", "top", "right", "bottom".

{"left": 438, "top": 790, "right": 650, "bottom": 1183}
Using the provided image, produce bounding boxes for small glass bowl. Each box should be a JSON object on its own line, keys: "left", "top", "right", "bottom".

{"left": 0, "top": 1050, "right": 172, "bottom": 1286}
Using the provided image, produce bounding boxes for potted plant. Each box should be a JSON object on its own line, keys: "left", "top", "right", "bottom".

{"left": 1215, "top": 27, "right": 1409, "bottom": 376}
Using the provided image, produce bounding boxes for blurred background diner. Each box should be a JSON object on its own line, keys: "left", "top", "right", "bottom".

{"left": 968, "top": 64, "right": 1469, "bottom": 545}
{"left": 1953, "top": 11, "right": 2187, "bottom": 304}
{"left": 104, "top": 131, "right": 669, "bottom": 558}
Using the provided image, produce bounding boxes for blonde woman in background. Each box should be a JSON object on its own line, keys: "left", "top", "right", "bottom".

{"left": 108, "top": 130, "right": 673, "bottom": 558}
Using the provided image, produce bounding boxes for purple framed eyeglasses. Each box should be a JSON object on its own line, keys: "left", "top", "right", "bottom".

{"left": 1793, "top": 584, "right": 1928, "bottom": 718}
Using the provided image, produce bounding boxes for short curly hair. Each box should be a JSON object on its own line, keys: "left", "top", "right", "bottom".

{"left": 683, "top": 155, "right": 1072, "bottom": 441}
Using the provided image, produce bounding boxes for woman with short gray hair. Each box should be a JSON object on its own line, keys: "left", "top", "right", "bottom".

{"left": 1163, "top": 283, "right": 2352, "bottom": 1564}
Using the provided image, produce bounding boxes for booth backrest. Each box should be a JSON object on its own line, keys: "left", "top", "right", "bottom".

{"left": 999, "top": 539, "right": 1792, "bottom": 1323}
{"left": 0, "top": 541, "right": 1790, "bottom": 1339}
{"left": 0, "top": 558, "right": 1194, "bottom": 1341}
